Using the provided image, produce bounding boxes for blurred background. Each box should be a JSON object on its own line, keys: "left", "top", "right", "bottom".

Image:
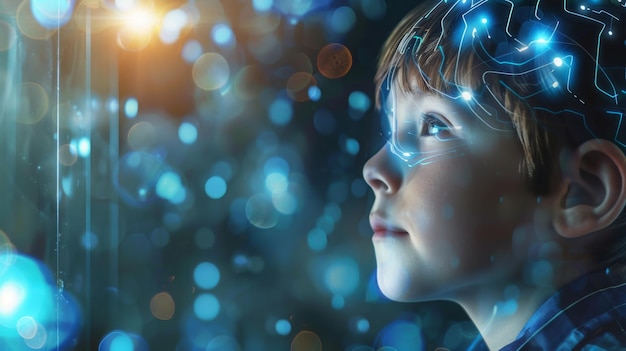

{"left": 0, "top": 0, "right": 479, "bottom": 350}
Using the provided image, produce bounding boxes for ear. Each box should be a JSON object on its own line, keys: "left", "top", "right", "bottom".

{"left": 553, "top": 139, "right": 626, "bottom": 238}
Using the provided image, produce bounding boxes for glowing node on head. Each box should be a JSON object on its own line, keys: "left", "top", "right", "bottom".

{"left": 553, "top": 57, "right": 563, "bottom": 67}
{"left": 608, "top": 30, "right": 613, "bottom": 36}
{"left": 537, "top": 37, "right": 547, "bottom": 44}
{"left": 461, "top": 91, "right": 472, "bottom": 101}
{"left": 580, "top": 5, "right": 586, "bottom": 10}
{"left": 481, "top": 18, "right": 487, "bottom": 24}
{"left": 552, "top": 81, "right": 559, "bottom": 88}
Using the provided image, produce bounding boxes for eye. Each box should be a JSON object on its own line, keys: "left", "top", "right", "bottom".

{"left": 421, "top": 114, "right": 455, "bottom": 139}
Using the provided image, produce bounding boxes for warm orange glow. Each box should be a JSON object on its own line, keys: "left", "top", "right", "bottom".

{"left": 121, "top": 8, "right": 158, "bottom": 35}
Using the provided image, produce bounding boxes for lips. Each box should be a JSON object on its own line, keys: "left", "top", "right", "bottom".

{"left": 370, "top": 214, "right": 409, "bottom": 238}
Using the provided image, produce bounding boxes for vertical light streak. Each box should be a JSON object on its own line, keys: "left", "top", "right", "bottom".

{"left": 55, "top": 0, "right": 61, "bottom": 349}
{"left": 84, "top": 6, "right": 93, "bottom": 349}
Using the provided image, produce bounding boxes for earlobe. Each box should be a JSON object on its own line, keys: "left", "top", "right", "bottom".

{"left": 552, "top": 139, "right": 626, "bottom": 238}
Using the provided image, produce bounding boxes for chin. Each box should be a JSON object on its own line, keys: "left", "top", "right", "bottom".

{"left": 377, "top": 267, "right": 419, "bottom": 302}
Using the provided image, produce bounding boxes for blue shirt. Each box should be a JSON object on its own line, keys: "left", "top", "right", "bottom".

{"left": 469, "top": 263, "right": 626, "bottom": 350}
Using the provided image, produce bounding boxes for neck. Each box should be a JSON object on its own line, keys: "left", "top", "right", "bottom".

{"left": 454, "top": 261, "right": 590, "bottom": 350}
{"left": 461, "top": 284, "right": 551, "bottom": 350}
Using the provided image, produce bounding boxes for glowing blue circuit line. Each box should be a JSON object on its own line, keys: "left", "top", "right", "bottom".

{"left": 562, "top": 0, "right": 618, "bottom": 100}
{"left": 607, "top": 110, "right": 626, "bottom": 148}
{"left": 534, "top": 0, "right": 542, "bottom": 20}
{"left": 435, "top": 0, "right": 463, "bottom": 50}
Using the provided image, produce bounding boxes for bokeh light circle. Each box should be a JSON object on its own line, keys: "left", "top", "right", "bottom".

{"left": 193, "top": 262, "right": 220, "bottom": 289}
{"left": 58, "top": 144, "right": 78, "bottom": 166}
{"left": 193, "top": 293, "right": 220, "bottom": 321}
{"left": 98, "top": 330, "right": 133, "bottom": 351}
{"left": 16, "top": 1, "right": 56, "bottom": 40}
{"left": 275, "top": 319, "right": 291, "bottom": 335}
{"left": 149, "top": 292, "right": 175, "bottom": 321}
{"left": 245, "top": 194, "right": 278, "bottom": 229}
{"left": 16, "top": 82, "right": 49, "bottom": 124}
{"left": 16, "top": 316, "right": 37, "bottom": 339}
{"left": 31, "top": 0, "right": 75, "bottom": 29}
{"left": 127, "top": 121, "right": 157, "bottom": 151}
{"left": 286, "top": 72, "right": 317, "bottom": 102}
{"left": 205, "top": 176, "right": 227, "bottom": 199}
{"left": 192, "top": 53, "right": 230, "bottom": 91}
{"left": 317, "top": 43, "right": 352, "bottom": 79}
{"left": 291, "top": 331, "right": 322, "bottom": 351}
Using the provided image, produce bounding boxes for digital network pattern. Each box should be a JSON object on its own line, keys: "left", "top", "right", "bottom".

{"left": 381, "top": 0, "right": 626, "bottom": 166}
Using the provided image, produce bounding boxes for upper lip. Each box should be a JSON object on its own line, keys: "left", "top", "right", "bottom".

{"left": 369, "top": 213, "right": 408, "bottom": 234}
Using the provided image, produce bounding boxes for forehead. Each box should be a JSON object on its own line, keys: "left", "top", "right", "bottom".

{"left": 381, "top": 73, "right": 506, "bottom": 129}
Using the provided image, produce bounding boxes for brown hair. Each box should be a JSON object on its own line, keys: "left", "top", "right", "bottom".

{"left": 374, "top": 1, "right": 562, "bottom": 194}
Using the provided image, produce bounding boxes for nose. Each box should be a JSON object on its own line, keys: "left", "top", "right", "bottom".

{"left": 363, "top": 145, "right": 402, "bottom": 195}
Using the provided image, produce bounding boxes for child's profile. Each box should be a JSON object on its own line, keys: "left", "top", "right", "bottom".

{"left": 363, "top": 0, "right": 626, "bottom": 349}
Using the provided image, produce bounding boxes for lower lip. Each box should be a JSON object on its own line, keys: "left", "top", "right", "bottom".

{"left": 372, "top": 230, "right": 409, "bottom": 239}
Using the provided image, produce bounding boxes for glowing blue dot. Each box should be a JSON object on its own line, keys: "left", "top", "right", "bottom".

{"left": 307, "top": 228, "right": 327, "bottom": 252}
{"left": 81, "top": 232, "right": 98, "bottom": 250}
{"left": 324, "top": 258, "right": 359, "bottom": 296}
{"left": 580, "top": 5, "right": 586, "bottom": 10}
{"left": 264, "top": 157, "right": 289, "bottom": 175}
{"left": 461, "top": 91, "right": 472, "bottom": 101}
{"left": 31, "top": 0, "right": 74, "bottom": 29}
{"left": 356, "top": 318, "right": 370, "bottom": 333}
{"left": 205, "top": 176, "right": 227, "bottom": 199}
{"left": 553, "top": 57, "right": 563, "bottom": 67}
{"left": 99, "top": 330, "right": 134, "bottom": 351}
{"left": 537, "top": 37, "right": 547, "bottom": 44}
{"left": 608, "top": 30, "right": 613, "bottom": 36}
{"left": 481, "top": 18, "right": 487, "bottom": 24}
{"left": 552, "top": 81, "right": 559, "bottom": 88}
{"left": 193, "top": 262, "right": 220, "bottom": 289}
{"left": 178, "top": 122, "right": 198, "bottom": 145}
{"left": 308, "top": 86, "right": 321, "bottom": 101}
{"left": 330, "top": 6, "right": 356, "bottom": 34}
{"left": 345, "top": 138, "right": 360, "bottom": 155}
{"left": 331, "top": 294, "right": 345, "bottom": 309}
{"left": 275, "top": 319, "right": 291, "bottom": 335}
{"left": 212, "top": 24, "right": 234, "bottom": 46}
{"left": 77, "top": 137, "right": 91, "bottom": 158}
{"left": 194, "top": 293, "right": 220, "bottom": 320}
{"left": 265, "top": 172, "right": 288, "bottom": 194}
{"left": 268, "top": 98, "right": 293, "bottom": 126}
{"left": 182, "top": 40, "right": 203, "bottom": 63}
{"left": 253, "top": 0, "right": 273, "bottom": 12}
{"left": 156, "top": 171, "right": 185, "bottom": 204}
{"left": 124, "top": 98, "right": 138, "bottom": 118}
{"left": 108, "top": 97, "right": 119, "bottom": 113}
{"left": 348, "top": 91, "right": 371, "bottom": 112}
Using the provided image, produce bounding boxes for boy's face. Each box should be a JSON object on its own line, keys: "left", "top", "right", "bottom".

{"left": 363, "top": 80, "right": 547, "bottom": 301}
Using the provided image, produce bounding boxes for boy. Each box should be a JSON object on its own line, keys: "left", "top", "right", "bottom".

{"left": 363, "top": 0, "right": 626, "bottom": 350}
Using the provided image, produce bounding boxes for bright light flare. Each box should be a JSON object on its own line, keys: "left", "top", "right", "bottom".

{"left": 117, "top": 7, "right": 159, "bottom": 51}
{"left": 122, "top": 8, "right": 158, "bottom": 34}
{"left": 0, "top": 282, "right": 25, "bottom": 316}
